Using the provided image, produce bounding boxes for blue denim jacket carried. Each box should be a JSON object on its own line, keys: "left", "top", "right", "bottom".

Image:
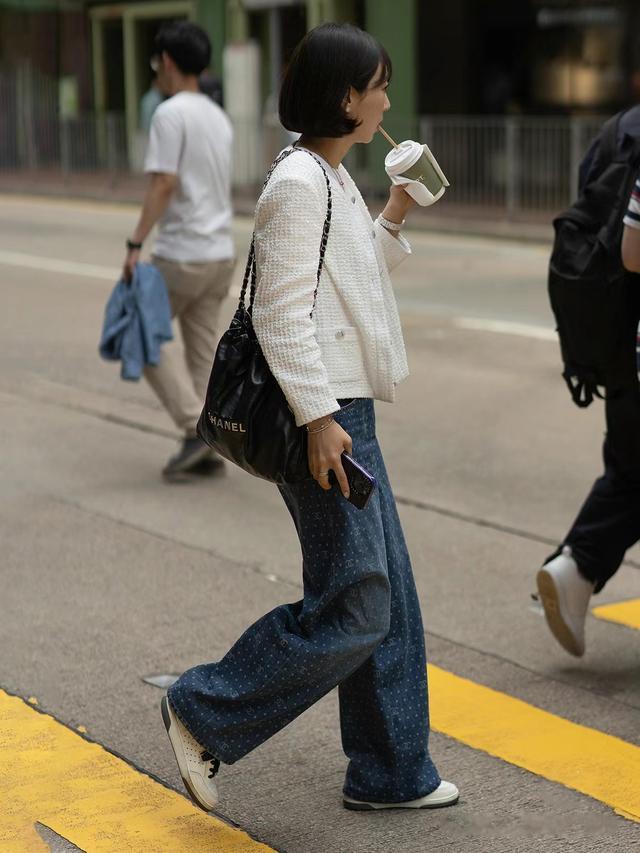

{"left": 99, "top": 262, "right": 173, "bottom": 381}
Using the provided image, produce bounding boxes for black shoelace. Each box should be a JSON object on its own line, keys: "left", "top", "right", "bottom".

{"left": 201, "top": 751, "right": 220, "bottom": 779}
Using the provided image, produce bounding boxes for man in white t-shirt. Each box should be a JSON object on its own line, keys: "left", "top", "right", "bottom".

{"left": 123, "top": 21, "right": 234, "bottom": 480}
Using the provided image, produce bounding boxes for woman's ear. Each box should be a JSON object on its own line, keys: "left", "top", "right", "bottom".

{"left": 343, "top": 86, "right": 355, "bottom": 114}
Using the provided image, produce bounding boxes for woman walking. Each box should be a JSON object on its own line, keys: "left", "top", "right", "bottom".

{"left": 161, "top": 22, "right": 458, "bottom": 812}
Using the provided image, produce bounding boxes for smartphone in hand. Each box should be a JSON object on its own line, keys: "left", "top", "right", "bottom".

{"left": 340, "top": 452, "right": 377, "bottom": 510}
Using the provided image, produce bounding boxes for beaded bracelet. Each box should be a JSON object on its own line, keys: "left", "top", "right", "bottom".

{"left": 306, "top": 417, "right": 334, "bottom": 435}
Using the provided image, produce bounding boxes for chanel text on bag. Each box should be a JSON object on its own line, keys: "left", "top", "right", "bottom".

{"left": 208, "top": 413, "right": 247, "bottom": 433}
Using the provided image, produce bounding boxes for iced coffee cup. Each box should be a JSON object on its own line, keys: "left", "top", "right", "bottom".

{"left": 384, "top": 140, "right": 449, "bottom": 206}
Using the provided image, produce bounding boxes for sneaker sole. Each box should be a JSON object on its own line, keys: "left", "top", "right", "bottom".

{"left": 536, "top": 568, "right": 584, "bottom": 657}
{"left": 161, "top": 696, "right": 217, "bottom": 812}
{"left": 343, "top": 793, "right": 459, "bottom": 811}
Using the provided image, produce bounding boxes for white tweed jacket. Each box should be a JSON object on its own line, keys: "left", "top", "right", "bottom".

{"left": 252, "top": 147, "right": 411, "bottom": 426}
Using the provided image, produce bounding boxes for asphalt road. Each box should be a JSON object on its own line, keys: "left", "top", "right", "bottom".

{"left": 1, "top": 195, "right": 638, "bottom": 853}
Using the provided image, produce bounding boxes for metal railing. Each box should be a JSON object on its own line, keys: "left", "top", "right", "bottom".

{"left": 0, "top": 110, "right": 128, "bottom": 177}
{"left": 0, "top": 65, "right": 607, "bottom": 219}
{"left": 0, "top": 65, "right": 129, "bottom": 176}
{"left": 417, "top": 115, "right": 605, "bottom": 215}
{"left": 235, "top": 113, "right": 606, "bottom": 216}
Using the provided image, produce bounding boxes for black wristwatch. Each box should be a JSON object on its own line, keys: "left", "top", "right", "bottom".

{"left": 126, "top": 238, "right": 143, "bottom": 251}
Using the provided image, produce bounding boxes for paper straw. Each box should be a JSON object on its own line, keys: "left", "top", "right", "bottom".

{"left": 377, "top": 125, "right": 399, "bottom": 148}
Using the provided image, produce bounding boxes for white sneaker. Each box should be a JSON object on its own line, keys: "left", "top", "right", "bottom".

{"left": 161, "top": 696, "right": 220, "bottom": 811}
{"left": 343, "top": 780, "right": 459, "bottom": 811}
{"left": 536, "top": 546, "right": 594, "bottom": 657}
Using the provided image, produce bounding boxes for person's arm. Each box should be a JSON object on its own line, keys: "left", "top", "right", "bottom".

{"left": 122, "top": 173, "right": 177, "bottom": 281}
{"left": 380, "top": 184, "right": 416, "bottom": 240}
{"left": 622, "top": 225, "right": 640, "bottom": 273}
{"left": 252, "top": 173, "right": 351, "bottom": 495}
{"left": 122, "top": 106, "right": 181, "bottom": 281}
{"left": 252, "top": 174, "right": 339, "bottom": 426}
{"left": 374, "top": 184, "right": 416, "bottom": 273}
{"left": 621, "top": 176, "right": 640, "bottom": 273}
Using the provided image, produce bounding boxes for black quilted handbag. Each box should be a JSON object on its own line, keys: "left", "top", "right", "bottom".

{"left": 197, "top": 147, "right": 332, "bottom": 484}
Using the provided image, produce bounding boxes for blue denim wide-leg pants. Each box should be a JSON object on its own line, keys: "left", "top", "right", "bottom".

{"left": 168, "top": 399, "right": 441, "bottom": 802}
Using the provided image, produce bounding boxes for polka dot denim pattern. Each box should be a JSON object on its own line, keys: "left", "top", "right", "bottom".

{"left": 168, "top": 398, "right": 441, "bottom": 803}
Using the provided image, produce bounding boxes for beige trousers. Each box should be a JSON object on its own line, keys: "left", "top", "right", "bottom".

{"left": 145, "top": 256, "right": 235, "bottom": 435}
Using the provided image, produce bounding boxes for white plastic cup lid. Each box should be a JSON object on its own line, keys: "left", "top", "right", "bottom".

{"left": 384, "top": 140, "right": 423, "bottom": 177}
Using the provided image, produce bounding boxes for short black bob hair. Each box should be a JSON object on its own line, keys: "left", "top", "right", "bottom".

{"left": 279, "top": 23, "right": 391, "bottom": 138}
{"left": 154, "top": 21, "right": 211, "bottom": 76}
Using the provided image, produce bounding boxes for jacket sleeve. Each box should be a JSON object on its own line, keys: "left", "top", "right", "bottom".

{"left": 252, "top": 174, "right": 340, "bottom": 427}
{"left": 373, "top": 216, "right": 412, "bottom": 272}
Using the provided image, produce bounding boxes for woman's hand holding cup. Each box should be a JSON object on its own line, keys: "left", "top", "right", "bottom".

{"left": 385, "top": 183, "right": 416, "bottom": 219}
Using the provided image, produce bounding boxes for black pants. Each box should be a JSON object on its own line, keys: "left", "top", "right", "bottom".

{"left": 552, "top": 281, "right": 640, "bottom": 593}
{"left": 560, "top": 383, "right": 640, "bottom": 593}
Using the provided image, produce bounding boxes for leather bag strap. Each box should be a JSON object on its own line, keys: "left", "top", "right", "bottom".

{"left": 239, "top": 147, "right": 333, "bottom": 317}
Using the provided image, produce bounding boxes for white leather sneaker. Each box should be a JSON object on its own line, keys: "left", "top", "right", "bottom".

{"left": 161, "top": 696, "right": 220, "bottom": 811}
{"left": 343, "top": 780, "right": 459, "bottom": 811}
{"left": 536, "top": 547, "right": 594, "bottom": 657}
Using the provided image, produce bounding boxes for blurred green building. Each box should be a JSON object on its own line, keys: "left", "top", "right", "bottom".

{"left": 2, "top": 1, "right": 640, "bottom": 196}
{"left": 4, "top": 1, "right": 640, "bottom": 139}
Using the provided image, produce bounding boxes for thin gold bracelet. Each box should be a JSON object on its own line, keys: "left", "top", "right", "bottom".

{"left": 306, "top": 417, "right": 334, "bottom": 435}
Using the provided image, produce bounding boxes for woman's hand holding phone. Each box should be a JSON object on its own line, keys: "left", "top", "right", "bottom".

{"left": 307, "top": 418, "right": 352, "bottom": 498}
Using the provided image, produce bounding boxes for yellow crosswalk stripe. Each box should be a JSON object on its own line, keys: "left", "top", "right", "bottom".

{"left": 592, "top": 598, "right": 640, "bottom": 631}
{"left": 428, "top": 664, "right": 640, "bottom": 823}
{"left": 0, "top": 689, "right": 275, "bottom": 853}
{"left": 5, "top": 665, "right": 640, "bottom": 849}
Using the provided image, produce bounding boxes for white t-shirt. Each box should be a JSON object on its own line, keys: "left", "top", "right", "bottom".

{"left": 144, "top": 91, "right": 234, "bottom": 262}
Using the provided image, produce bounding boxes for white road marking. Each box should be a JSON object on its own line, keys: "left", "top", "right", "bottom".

{"left": 0, "top": 247, "right": 244, "bottom": 297}
{"left": 454, "top": 317, "right": 557, "bottom": 341}
{"left": 0, "top": 249, "right": 555, "bottom": 339}
{"left": 0, "top": 248, "right": 117, "bottom": 281}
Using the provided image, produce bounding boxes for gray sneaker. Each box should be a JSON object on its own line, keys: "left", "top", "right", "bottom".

{"left": 162, "top": 436, "right": 222, "bottom": 481}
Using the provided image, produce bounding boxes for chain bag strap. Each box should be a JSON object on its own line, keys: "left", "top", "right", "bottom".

{"left": 197, "top": 146, "right": 334, "bottom": 484}
{"left": 238, "top": 146, "right": 333, "bottom": 316}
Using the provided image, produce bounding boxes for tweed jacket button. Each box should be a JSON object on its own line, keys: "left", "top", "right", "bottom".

{"left": 335, "top": 330, "right": 345, "bottom": 339}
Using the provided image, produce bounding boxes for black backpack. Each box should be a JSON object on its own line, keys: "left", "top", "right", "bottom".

{"left": 548, "top": 111, "right": 640, "bottom": 407}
